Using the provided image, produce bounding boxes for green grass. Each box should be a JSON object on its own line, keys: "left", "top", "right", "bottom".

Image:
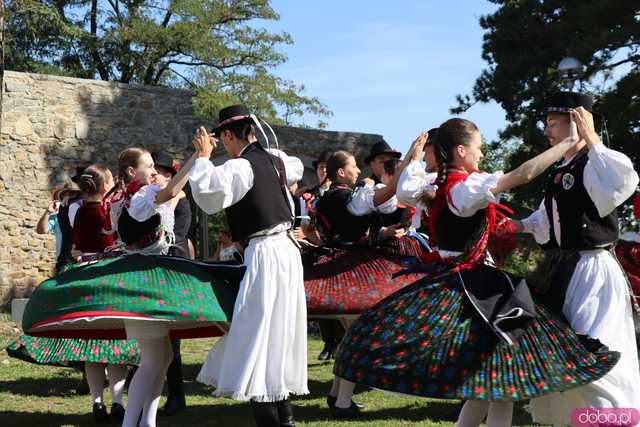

{"left": 0, "top": 323, "right": 536, "bottom": 427}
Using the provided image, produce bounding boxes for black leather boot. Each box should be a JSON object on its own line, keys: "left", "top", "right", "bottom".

{"left": 250, "top": 401, "right": 280, "bottom": 427}
{"left": 276, "top": 399, "right": 295, "bottom": 427}
{"left": 159, "top": 339, "right": 186, "bottom": 416}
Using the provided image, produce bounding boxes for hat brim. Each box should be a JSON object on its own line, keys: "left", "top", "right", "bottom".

{"left": 365, "top": 151, "right": 402, "bottom": 164}
{"left": 210, "top": 115, "right": 253, "bottom": 135}
{"left": 155, "top": 164, "right": 177, "bottom": 176}
{"left": 544, "top": 107, "right": 602, "bottom": 118}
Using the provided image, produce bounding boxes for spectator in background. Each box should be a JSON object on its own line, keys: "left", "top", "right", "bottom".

{"left": 211, "top": 229, "right": 243, "bottom": 263}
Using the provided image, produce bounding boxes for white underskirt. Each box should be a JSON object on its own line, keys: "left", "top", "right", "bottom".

{"left": 529, "top": 249, "right": 640, "bottom": 425}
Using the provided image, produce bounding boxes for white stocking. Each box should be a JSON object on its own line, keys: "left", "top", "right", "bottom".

{"left": 329, "top": 376, "right": 340, "bottom": 397}
{"left": 107, "top": 364, "right": 128, "bottom": 405}
{"left": 455, "top": 400, "right": 489, "bottom": 427}
{"left": 335, "top": 378, "right": 356, "bottom": 409}
{"left": 85, "top": 362, "right": 106, "bottom": 405}
{"left": 486, "top": 402, "right": 513, "bottom": 427}
{"left": 122, "top": 336, "right": 173, "bottom": 427}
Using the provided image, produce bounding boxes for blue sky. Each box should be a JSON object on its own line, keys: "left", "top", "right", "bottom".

{"left": 265, "top": 1, "right": 505, "bottom": 154}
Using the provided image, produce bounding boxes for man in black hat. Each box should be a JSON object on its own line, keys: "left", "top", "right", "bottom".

{"left": 513, "top": 92, "right": 640, "bottom": 420}
{"left": 364, "top": 140, "right": 402, "bottom": 185}
{"left": 363, "top": 140, "right": 409, "bottom": 234}
{"left": 189, "top": 105, "right": 307, "bottom": 427}
{"left": 150, "top": 151, "right": 191, "bottom": 416}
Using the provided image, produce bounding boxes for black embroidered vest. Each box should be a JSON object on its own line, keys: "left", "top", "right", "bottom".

{"left": 315, "top": 185, "right": 372, "bottom": 245}
{"left": 225, "top": 143, "right": 292, "bottom": 242}
{"left": 543, "top": 149, "right": 618, "bottom": 250}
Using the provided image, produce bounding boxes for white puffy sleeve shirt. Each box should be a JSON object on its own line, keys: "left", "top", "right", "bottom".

{"left": 188, "top": 146, "right": 304, "bottom": 215}
{"left": 448, "top": 171, "right": 503, "bottom": 217}
{"left": 266, "top": 148, "right": 305, "bottom": 186}
{"left": 346, "top": 183, "right": 397, "bottom": 217}
{"left": 127, "top": 184, "right": 162, "bottom": 222}
{"left": 397, "top": 160, "right": 438, "bottom": 207}
{"left": 188, "top": 157, "right": 254, "bottom": 215}
{"left": 522, "top": 144, "right": 638, "bottom": 246}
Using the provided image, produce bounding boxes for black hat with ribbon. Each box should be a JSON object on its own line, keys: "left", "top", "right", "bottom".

{"left": 210, "top": 104, "right": 253, "bottom": 135}
{"left": 365, "top": 141, "right": 402, "bottom": 164}
{"left": 545, "top": 91, "right": 594, "bottom": 114}
{"left": 151, "top": 151, "right": 177, "bottom": 176}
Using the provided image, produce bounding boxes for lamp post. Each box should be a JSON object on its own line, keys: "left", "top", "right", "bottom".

{"left": 557, "top": 57, "right": 584, "bottom": 91}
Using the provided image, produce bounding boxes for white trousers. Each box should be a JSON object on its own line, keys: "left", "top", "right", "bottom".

{"left": 198, "top": 232, "right": 309, "bottom": 402}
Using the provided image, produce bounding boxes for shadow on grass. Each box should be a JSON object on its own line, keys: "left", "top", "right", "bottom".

{"left": 0, "top": 362, "right": 534, "bottom": 426}
{"left": 0, "top": 412, "right": 89, "bottom": 427}
{"left": 0, "top": 374, "right": 80, "bottom": 398}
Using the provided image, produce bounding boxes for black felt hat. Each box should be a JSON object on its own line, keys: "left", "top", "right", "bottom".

{"left": 365, "top": 141, "right": 401, "bottom": 164}
{"left": 312, "top": 150, "right": 332, "bottom": 170}
{"left": 210, "top": 104, "right": 253, "bottom": 135}
{"left": 151, "top": 151, "right": 177, "bottom": 175}
{"left": 545, "top": 91, "right": 594, "bottom": 114}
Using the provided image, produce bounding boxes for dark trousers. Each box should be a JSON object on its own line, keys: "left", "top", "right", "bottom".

{"left": 318, "top": 319, "right": 345, "bottom": 348}
{"left": 166, "top": 339, "right": 184, "bottom": 398}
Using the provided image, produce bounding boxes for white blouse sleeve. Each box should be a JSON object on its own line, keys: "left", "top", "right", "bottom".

{"left": 266, "top": 148, "right": 305, "bottom": 187}
{"left": 373, "top": 183, "right": 398, "bottom": 214}
{"left": 347, "top": 184, "right": 397, "bottom": 216}
{"left": 188, "top": 157, "right": 254, "bottom": 215}
{"left": 448, "top": 171, "right": 503, "bottom": 217}
{"left": 584, "top": 144, "right": 639, "bottom": 217}
{"left": 521, "top": 200, "right": 550, "bottom": 245}
{"left": 397, "top": 160, "right": 438, "bottom": 207}
{"left": 128, "top": 184, "right": 161, "bottom": 222}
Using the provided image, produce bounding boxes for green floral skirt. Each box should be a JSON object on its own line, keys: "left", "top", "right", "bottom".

{"left": 23, "top": 254, "right": 240, "bottom": 340}
{"left": 6, "top": 335, "right": 139, "bottom": 367}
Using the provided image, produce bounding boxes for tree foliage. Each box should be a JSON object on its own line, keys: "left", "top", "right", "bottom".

{"left": 456, "top": 0, "right": 639, "bottom": 208}
{"left": 6, "top": 0, "right": 330, "bottom": 125}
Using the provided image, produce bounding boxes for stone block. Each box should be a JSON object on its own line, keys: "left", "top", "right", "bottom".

{"left": 15, "top": 117, "right": 34, "bottom": 136}
{"left": 5, "top": 80, "right": 30, "bottom": 93}
{"left": 75, "top": 118, "right": 90, "bottom": 139}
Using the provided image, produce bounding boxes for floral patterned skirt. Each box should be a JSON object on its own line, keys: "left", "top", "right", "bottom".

{"left": 22, "top": 254, "right": 240, "bottom": 340}
{"left": 334, "top": 266, "right": 620, "bottom": 401}
{"left": 303, "top": 236, "right": 427, "bottom": 317}
{"left": 6, "top": 335, "right": 139, "bottom": 367}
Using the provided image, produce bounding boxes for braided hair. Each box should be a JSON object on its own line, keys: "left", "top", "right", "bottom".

{"left": 433, "top": 118, "right": 479, "bottom": 185}
{"left": 78, "top": 164, "right": 111, "bottom": 196}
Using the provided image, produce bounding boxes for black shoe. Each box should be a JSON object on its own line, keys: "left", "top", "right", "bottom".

{"left": 75, "top": 377, "right": 90, "bottom": 396}
{"left": 326, "top": 395, "right": 363, "bottom": 409}
{"left": 159, "top": 393, "right": 186, "bottom": 417}
{"left": 326, "top": 395, "right": 336, "bottom": 408}
{"left": 92, "top": 402, "right": 110, "bottom": 423}
{"left": 276, "top": 399, "right": 295, "bottom": 427}
{"left": 109, "top": 403, "right": 125, "bottom": 423}
{"left": 330, "top": 401, "right": 361, "bottom": 418}
{"left": 317, "top": 343, "right": 332, "bottom": 361}
{"left": 250, "top": 401, "right": 280, "bottom": 427}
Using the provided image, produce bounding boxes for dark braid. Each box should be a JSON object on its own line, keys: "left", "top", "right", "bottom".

{"left": 433, "top": 118, "right": 479, "bottom": 185}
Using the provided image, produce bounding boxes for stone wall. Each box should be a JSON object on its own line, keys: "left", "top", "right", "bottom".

{"left": 0, "top": 71, "right": 386, "bottom": 301}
